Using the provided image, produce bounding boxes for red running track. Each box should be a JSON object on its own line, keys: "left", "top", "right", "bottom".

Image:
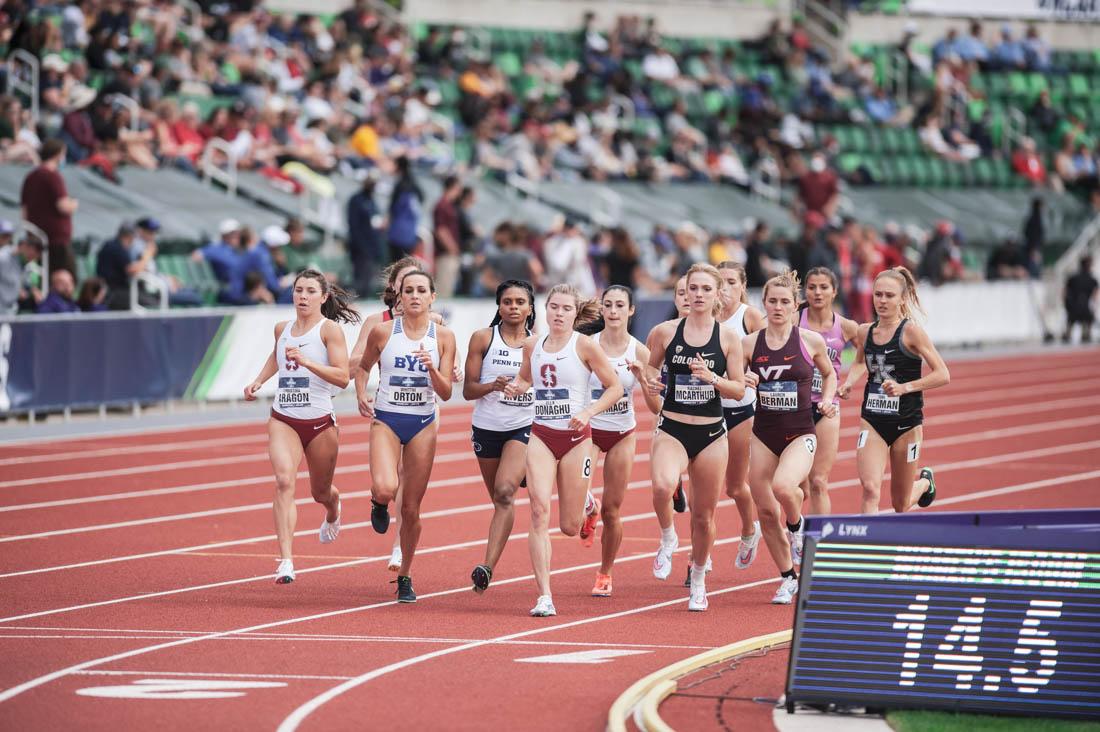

{"left": 0, "top": 348, "right": 1098, "bottom": 731}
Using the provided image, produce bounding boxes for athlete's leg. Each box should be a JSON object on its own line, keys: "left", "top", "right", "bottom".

{"left": 686, "top": 435, "right": 729, "bottom": 569}
{"left": 599, "top": 433, "right": 636, "bottom": 575}
{"left": 395, "top": 421, "right": 440, "bottom": 575}
{"left": 888, "top": 426, "right": 927, "bottom": 513}
{"left": 557, "top": 439, "right": 594, "bottom": 537}
{"left": 725, "top": 417, "right": 756, "bottom": 535}
{"left": 857, "top": 420, "right": 890, "bottom": 514}
{"left": 747, "top": 435, "right": 791, "bottom": 571}
{"left": 805, "top": 412, "right": 839, "bottom": 515}
{"left": 772, "top": 435, "right": 815, "bottom": 526}
{"left": 369, "top": 420, "right": 402, "bottom": 506}
{"left": 268, "top": 418, "right": 304, "bottom": 561}
{"left": 483, "top": 440, "right": 528, "bottom": 570}
{"left": 303, "top": 423, "right": 340, "bottom": 522}
{"left": 526, "top": 435, "right": 557, "bottom": 597}
{"left": 651, "top": 430, "right": 689, "bottom": 529}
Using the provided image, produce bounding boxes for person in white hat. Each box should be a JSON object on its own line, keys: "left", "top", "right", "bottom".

{"left": 245, "top": 224, "right": 296, "bottom": 303}
{"left": 191, "top": 219, "right": 253, "bottom": 304}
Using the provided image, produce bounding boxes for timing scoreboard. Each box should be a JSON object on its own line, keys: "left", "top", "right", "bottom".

{"left": 785, "top": 510, "right": 1100, "bottom": 719}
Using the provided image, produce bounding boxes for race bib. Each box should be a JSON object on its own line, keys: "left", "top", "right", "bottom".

{"left": 535, "top": 388, "right": 571, "bottom": 420}
{"left": 757, "top": 380, "right": 798, "bottom": 411}
{"left": 500, "top": 389, "right": 534, "bottom": 408}
{"left": 865, "top": 382, "right": 900, "bottom": 415}
{"left": 593, "top": 388, "right": 630, "bottom": 415}
{"left": 277, "top": 376, "right": 311, "bottom": 409}
{"left": 387, "top": 375, "right": 430, "bottom": 407}
{"left": 811, "top": 368, "right": 823, "bottom": 394}
{"left": 672, "top": 374, "right": 714, "bottom": 405}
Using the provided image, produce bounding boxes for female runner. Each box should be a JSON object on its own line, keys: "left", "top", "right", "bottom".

{"left": 743, "top": 270, "right": 836, "bottom": 605}
{"left": 798, "top": 267, "right": 859, "bottom": 515}
{"left": 465, "top": 280, "right": 536, "bottom": 594}
{"left": 716, "top": 261, "right": 766, "bottom": 572}
{"left": 643, "top": 263, "right": 746, "bottom": 612}
{"left": 588, "top": 285, "right": 659, "bottom": 597}
{"left": 357, "top": 270, "right": 457, "bottom": 603}
{"left": 838, "top": 267, "right": 950, "bottom": 515}
{"left": 504, "top": 284, "right": 623, "bottom": 617}
{"left": 243, "top": 269, "right": 359, "bottom": 584}
{"left": 350, "top": 257, "right": 449, "bottom": 571}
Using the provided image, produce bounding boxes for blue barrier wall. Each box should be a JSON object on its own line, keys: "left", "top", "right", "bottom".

{"left": 0, "top": 314, "right": 226, "bottom": 413}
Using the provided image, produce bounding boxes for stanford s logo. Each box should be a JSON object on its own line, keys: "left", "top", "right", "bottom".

{"left": 540, "top": 363, "right": 558, "bottom": 388}
{"left": 758, "top": 364, "right": 792, "bottom": 380}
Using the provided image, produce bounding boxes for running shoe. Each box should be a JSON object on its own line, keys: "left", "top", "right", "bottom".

{"left": 672, "top": 480, "right": 687, "bottom": 513}
{"left": 530, "top": 594, "right": 557, "bottom": 617}
{"left": 688, "top": 572, "right": 708, "bottom": 612}
{"left": 591, "top": 573, "right": 613, "bottom": 597}
{"left": 682, "top": 556, "right": 713, "bottom": 587}
{"left": 387, "top": 546, "right": 402, "bottom": 572}
{"left": 580, "top": 497, "right": 601, "bottom": 547}
{"left": 471, "top": 564, "right": 493, "bottom": 594}
{"left": 917, "top": 467, "right": 937, "bottom": 508}
{"left": 787, "top": 520, "right": 805, "bottom": 566}
{"left": 318, "top": 498, "right": 341, "bottom": 544}
{"left": 771, "top": 576, "right": 799, "bottom": 605}
{"left": 275, "top": 558, "right": 295, "bottom": 585}
{"left": 652, "top": 534, "right": 679, "bottom": 580}
{"left": 370, "top": 499, "right": 390, "bottom": 534}
{"left": 735, "top": 520, "right": 762, "bottom": 570}
{"left": 395, "top": 575, "right": 416, "bottom": 603}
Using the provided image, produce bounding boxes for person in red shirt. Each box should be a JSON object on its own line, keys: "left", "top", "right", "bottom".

{"left": 432, "top": 175, "right": 463, "bottom": 298}
{"left": 1012, "top": 137, "right": 1047, "bottom": 185}
{"left": 796, "top": 153, "right": 840, "bottom": 219}
{"left": 20, "top": 139, "right": 79, "bottom": 276}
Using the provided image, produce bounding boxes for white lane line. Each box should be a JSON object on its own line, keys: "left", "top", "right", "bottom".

{"left": 0, "top": 536, "right": 752, "bottom": 704}
{"left": 73, "top": 670, "right": 354, "bottom": 681}
{"left": 3, "top": 431, "right": 1097, "bottom": 581}
{"left": 3, "top": 408, "right": 1093, "bottom": 540}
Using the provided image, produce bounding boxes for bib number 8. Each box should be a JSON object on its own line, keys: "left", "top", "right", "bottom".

{"left": 582, "top": 457, "right": 592, "bottom": 478}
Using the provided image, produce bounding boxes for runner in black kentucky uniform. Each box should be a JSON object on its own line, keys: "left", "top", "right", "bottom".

{"left": 840, "top": 267, "right": 950, "bottom": 516}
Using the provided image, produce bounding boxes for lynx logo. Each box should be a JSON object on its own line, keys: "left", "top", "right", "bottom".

{"left": 839, "top": 523, "right": 868, "bottom": 537}
{"left": 758, "top": 364, "right": 792, "bottom": 380}
{"left": 821, "top": 522, "right": 835, "bottom": 539}
{"left": 868, "top": 353, "right": 895, "bottom": 382}
{"left": 540, "top": 363, "right": 557, "bottom": 387}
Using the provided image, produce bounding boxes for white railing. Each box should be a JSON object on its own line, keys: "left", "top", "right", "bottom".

{"left": 466, "top": 27, "right": 492, "bottom": 62}
{"left": 201, "top": 138, "right": 239, "bottom": 197}
{"left": 177, "top": 0, "right": 204, "bottom": 41}
{"left": 130, "top": 271, "right": 169, "bottom": 311}
{"left": 794, "top": 0, "right": 848, "bottom": 66}
{"left": 882, "top": 50, "right": 909, "bottom": 103}
{"left": 591, "top": 188, "right": 623, "bottom": 227}
{"left": 431, "top": 111, "right": 456, "bottom": 155}
{"left": 20, "top": 221, "right": 49, "bottom": 299}
{"left": 299, "top": 187, "right": 339, "bottom": 247}
{"left": 505, "top": 170, "right": 539, "bottom": 198}
{"left": 5, "top": 49, "right": 40, "bottom": 128}
{"left": 1003, "top": 107, "right": 1027, "bottom": 155}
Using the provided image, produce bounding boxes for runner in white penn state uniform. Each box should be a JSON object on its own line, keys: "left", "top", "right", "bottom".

{"left": 243, "top": 269, "right": 359, "bottom": 584}
{"left": 717, "top": 261, "right": 766, "bottom": 576}
{"left": 465, "top": 280, "right": 536, "bottom": 594}
{"left": 358, "top": 270, "right": 457, "bottom": 603}
{"left": 588, "top": 285, "right": 659, "bottom": 597}
{"left": 504, "top": 284, "right": 623, "bottom": 617}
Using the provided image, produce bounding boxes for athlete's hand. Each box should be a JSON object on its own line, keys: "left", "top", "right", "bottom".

{"left": 453, "top": 364, "right": 465, "bottom": 383}
{"left": 744, "top": 371, "right": 759, "bottom": 388}
{"left": 285, "top": 345, "right": 306, "bottom": 370}
{"left": 492, "top": 374, "right": 512, "bottom": 392}
{"left": 243, "top": 382, "right": 262, "bottom": 401}
{"left": 641, "top": 373, "right": 664, "bottom": 396}
{"left": 817, "top": 401, "right": 837, "bottom": 419}
{"left": 689, "top": 357, "right": 715, "bottom": 385}
{"left": 837, "top": 381, "right": 852, "bottom": 400}
{"left": 569, "top": 408, "right": 591, "bottom": 431}
{"left": 412, "top": 342, "right": 434, "bottom": 370}
{"left": 503, "top": 378, "right": 524, "bottom": 399}
{"left": 357, "top": 393, "right": 375, "bottom": 419}
{"left": 627, "top": 360, "right": 646, "bottom": 379}
{"left": 881, "top": 380, "right": 906, "bottom": 397}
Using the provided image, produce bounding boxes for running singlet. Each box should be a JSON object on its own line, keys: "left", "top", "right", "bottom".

{"left": 861, "top": 319, "right": 923, "bottom": 421}
{"left": 531, "top": 331, "right": 591, "bottom": 429}
{"left": 472, "top": 326, "right": 533, "bottom": 431}
{"left": 750, "top": 327, "right": 814, "bottom": 432}
{"left": 375, "top": 316, "right": 440, "bottom": 416}
{"left": 589, "top": 334, "right": 638, "bottom": 432}
{"left": 662, "top": 319, "right": 726, "bottom": 419}
{"left": 799, "top": 308, "right": 844, "bottom": 405}
{"left": 274, "top": 318, "right": 336, "bottom": 420}
{"left": 721, "top": 303, "right": 756, "bottom": 409}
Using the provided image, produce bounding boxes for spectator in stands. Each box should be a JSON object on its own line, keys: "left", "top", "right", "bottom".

{"left": 954, "top": 21, "right": 989, "bottom": 66}
{"left": 1012, "top": 137, "right": 1048, "bottom": 186}
{"left": 932, "top": 28, "right": 959, "bottom": 67}
{"left": 480, "top": 221, "right": 543, "bottom": 295}
{"left": 192, "top": 219, "right": 253, "bottom": 305}
{"left": 864, "top": 86, "right": 911, "bottom": 127}
{"left": 1053, "top": 132, "right": 1080, "bottom": 191}
{"left": 98, "top": 222, "right": 148, "bottom": 310}
{"left": 1023, "top": 25, "right": 1051, "bottom": 71}
{"left": 1063, "top": 256, "right": 1097, "bottom": 343}
{"left": 602, "top": 226, "right": 645, "bottom": 291}
{"left": 153, "top": 99, "right": 200, "bottom": 174}
{"left": 77, "top": 276, "right": 108, "bottom": 312}
{"left": 919, "top": 220, "right": 965, "bottom": 285}
{"left": 1022, "top": 198, "right": 1045, "bottom": 279}
{"left": 0, "top": 96, "right": 40, "bottom": 164}
{"left": 919, "top": 108, "right": 980, "bottom": 163}
{"left": 796, "top": 151, "right": 840, "bottom": 221}
{"left": 432, "top": 174, "right": 463, "bottom": 298}
{"left": 1029, "top": 90, "right": 1061, "bottom": 144}
{"left": 544, "top": 217, "right": 596, "bottom": 296}
{"left": 36, "top": 269, "right": 79, "bottom": 314}
{"left": 669, "top": 221, "right": 708, "bottom": 282}
{"left": 744, "top": 221, "right": 777, "bottom": 288}
{"left": 283, "top": 218, "right": 316, "bottom": 274}
{"left": 20, "top": 139, "right": 78, "bottom": 277}
{"left": 0, "top": 220, "right": 22, "bottom": 315}
{"left": 986, "top": 239, "right": 1028, "bottom": 281}
{"left": 387, "top": 156, "right": 423, "bottom": 262}
{"left": 880, "top": 221, "right": 914, "bottom": 271}
{"left": 992, "top": 25, "right": 1027, "bottom": 70}
{"left": 346, "top": 175, "right": 383, "bottom": 297}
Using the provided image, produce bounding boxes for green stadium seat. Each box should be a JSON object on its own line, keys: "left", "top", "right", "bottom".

{"left": 1007, "top": 72, "right": 1029, "bottom": 100}
{"left": 494, "top": 52, "right": 522, "bottom": 77}
{"left": 1027, "top": 73, "right": 1048, "bottom": 100}
{"left": 1068, "top": 74, "right": 1089, "bottom": 99}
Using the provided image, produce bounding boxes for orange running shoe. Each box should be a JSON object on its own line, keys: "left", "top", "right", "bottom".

{"left": 591, "top": 573, "right": 613, "bottom": 597}
{"left": 580, "top": 498, "right": 600, "bottom": 547}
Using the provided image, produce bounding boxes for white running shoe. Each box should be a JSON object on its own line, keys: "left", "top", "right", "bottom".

{"left": 530, "top": 594, "right": 557, "bottom": 617}
{"left": 788, "top": 521, "right": 805, "bottom": 566}
{"left": 652, "top": 534, "right": 679, "bottom": 580}
{"left": 736, "top": 521, "right": 762, "bottom": 569}
{"left": 275, "top": 558, "right": 295, "bottom": 584}
{"left": 319, "top": 499, "right": 341, "bottom": 544}
{"left": 771, "top": 576, "right": 799, "bottom": 605}
{"left": 688, "top": 571, "right": 708, "bottom": 612}
{"left": 387, "top": 546, "right": 403, "bottom": 572}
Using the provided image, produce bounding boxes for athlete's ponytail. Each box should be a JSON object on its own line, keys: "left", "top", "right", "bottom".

{"left": 490, "top": 279, "right": 536, "bottom": 332}
{"left": 294, "top": 269, "right": 362, "bottom": 324}
{"left": 875, "top": 266, "right": 924, "bottom": 320}
{"left": 546, "top": 283, "right": 604, "bottom": 334}
{"left": 381, "top": 256, "right": 422, "bottom": 308}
